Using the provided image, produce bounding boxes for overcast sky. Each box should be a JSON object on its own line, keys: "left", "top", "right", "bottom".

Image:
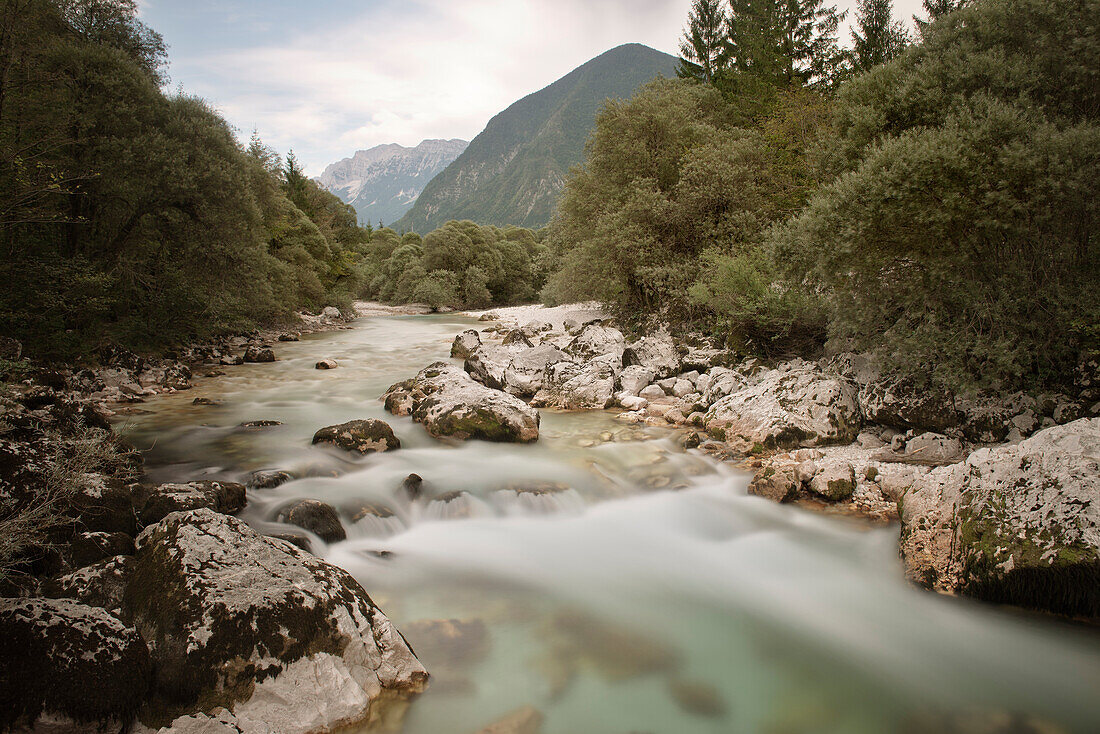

{"left": 140, "top": 1, "right": 928, "bottom": 176}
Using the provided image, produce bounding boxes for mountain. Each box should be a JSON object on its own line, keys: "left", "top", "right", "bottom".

{"left": 393, "top": 43, "right": 678, "bottom": 233}
{"left": 317, "top": 139, "right": 468, "bottom": 226}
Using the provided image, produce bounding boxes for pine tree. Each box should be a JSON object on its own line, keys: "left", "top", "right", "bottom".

{"left": 283, "top": 150, "right": 309, "bottom": 212}
{"left": 851, "top": 0, "right": 908, "bottom": 73}
{"left": 725, "top": 0, "right": 846, "bottom": 89}
{"left": 678, "top": 0, "right": 731, "bottom": 83}
{"left": 914, "top": 0, "right": 970, "bottom": 37}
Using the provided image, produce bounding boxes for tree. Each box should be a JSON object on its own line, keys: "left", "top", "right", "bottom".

{"left": 775, "top": 0, "right": 847, "bottom": 88}
{"left": 283, "top": 150, "right": 309, "bottom": 212}
{"left": 678, "top": 0, "right": 730, "bottom": 83}
{"left": 851, "top": 0, "right": 908, "bottom": 73}
{"left": 914, "top": 0, "right": 971, "bottom": 37}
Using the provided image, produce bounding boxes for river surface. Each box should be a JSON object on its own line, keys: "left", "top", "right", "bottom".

{"left": 118, "top": 314, "right": 1100, "bottom": 734}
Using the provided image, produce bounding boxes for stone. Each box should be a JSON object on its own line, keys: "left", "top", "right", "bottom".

{"left": 124, "top": 509, "right": 426, "bottom": 729}
{"left": 704, "top": 361, "right": 861, "bottom": 451}
{"left": 243, "top": 346, "right": 275, "bottom": 363}
{"left": 312, "top": 419, "right": 400, "bottom": 454}
{"left": 0, "top": 597, "right": 151, "bottom": 733}
{"left": 859, "top": 377, "right": 958, "bottom": 432}
{"left": 872, "top": 432, "right": 966, "bottom": 466}
{"left": 315, "top": 359, "right": 338, "bottom": 370}
{"left": 277, "top": 333, "right": 299, "bottom": 342}
{"left": 474, "top": 706, "right": 544, "bottom": 734}
{"left": 383, "top": 362, "right": 540, "bottom": 443}
{"left": 466, "top": 343, "right": 568, "bottom": 398}
{"left": 639, "top": 384, "right": 666, "bottom": 401}
{"left": 899, "top": 419, "right": 1100, "bottom": 618}
{"left": 617, "top": 365, "right": 655, "bottom": 396}
{"left": 532, "top": 361, "right": 617, "bottom": 410}
{"left": 321, "top": 305, "right": 342, "bottom": 320}
{"left": 219, "top": 354, "right": 244, "bottom": 366}
{"left": 245, "top": 469, "right": 293, "bottom": 490}
{"left": 240, "top": 419, "right": 282, "bottom": 428}
{"left": 618, "top": 395, "right": 648, "bottom": 412}
{"left": 68, "top": 531, "right": 134, "bottom": 569}
{"left": 401, "top": 473, "right": 424, "bottom": 501}
{"left": 622, "top": 329, "right": 681, "bottom": 379}
{"left": 748, "top": 464, "right": 800, "bottom": 503}
{"left": 502, "top": 329, "right": 534, "bottom": 347}
{"left": 672, "top": 379, "right": 694, "bottom": 398}
{"left": 450, "top": 329, "right": 482, "bottom": 359}
{"left": 667, "top": 678, "right": 727, "bottom": 718}
{"left": 70, "top": 475, "right": 137, "bottom": 536}
{"left": 276, "top": 499, "right": 347, "bottom": 542}
{"left": 701, "top": 367, "right": 745, "bottom": 406}
{"left": 957, "top": 393, "right": 1040, "bottom": 443}
{"left": 564, "top": 323, "right": 625, "bottom": 366}
{"left": 808, "top": 462, "right": 856, "bottom": 501}
{"left": 134, "top": 480, "right": 246, "bottom": 526}
{"left": 192, "top": 397, "right": 220, "bottom": 406}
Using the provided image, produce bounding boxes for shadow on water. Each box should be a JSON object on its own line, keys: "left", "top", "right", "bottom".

{"left": 119, "top": 314, "right": 1100, "bottom": 734}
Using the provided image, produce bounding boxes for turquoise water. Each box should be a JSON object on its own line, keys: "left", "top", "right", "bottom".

{"left": 119, "top": 314, "right": 1100, "bottom": 734}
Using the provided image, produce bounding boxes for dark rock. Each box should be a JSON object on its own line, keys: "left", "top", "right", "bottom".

{"left": 68, "top": 531, "right": 135, "bottom": 568}
{"left": 502, "top": 329, "right": 534, "bottom": 347}
{"left": 266, "top": 532, "right": 313, "bottom": 553}
{"left": 312, "top": 419, "right": 400, "bottom": 454}
{"left": 245, "top": 469, "right": 293, "bottom": 490}
{"left": 0, "top": 597, "right": 150, "bottom": 732}
{"left": 42, "top": 555, "right": 134, "bottom": 616}
{"left": 69, "top": 476, "right": 136, "bottom": 536}
{"left": 240, "top": 419, "right": 282, "bottom": 428}
{"left": 277, "top": 333, "right": 300, "bottom": 342}
{"left": 192, "top": 397, "right": 220, "bottom": 406}
{"left": 276, "top": 499, "right": 346, "bottom": 542}
{"left": 401, "top": 473, "right": 424, "bottom": 501}
{"left": 134, "top": 480, "right": 247, "bottom": 526}
{"left": 315, "top": 359, "right": 338, "bottom": 370}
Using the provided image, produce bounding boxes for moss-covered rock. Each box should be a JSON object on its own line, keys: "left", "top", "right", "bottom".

{"left": 0, "top": 597, "right": 151, "bottom": 732}
{"left": 312, "top": 419, "right": 400, "bottom": 454}
{"left": 808, "top": 463, "right": 856, "bottom": 501}
{"left": 122, "top": 509, "right": 426, "bottom": 730}
{"left": 133, "top": 480, "right": 246, "bottom": 526}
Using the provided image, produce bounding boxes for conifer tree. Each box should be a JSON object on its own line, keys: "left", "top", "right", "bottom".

{"left": 725, "top": 0, "right": 846, "bottom": 89}
{"left": 283, "top": 150, "right": 309, "bottom": 211}
{"left": 914, "top": 0, "right": 970, "bottom": 37}
{"left": 678, "top": 0, "right": 731, "bottom": 83}
{"left": 851, "top": 0, "right": 908, "bottom": 73}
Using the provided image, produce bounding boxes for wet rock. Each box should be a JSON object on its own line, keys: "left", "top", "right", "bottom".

{"left": 704, "top": 361, "right": 860, "bottom": 451}
{"left": 451, "top": 329, "right": 482, "bottom": 359}
{"left": 68, "top": 531, "right": 134, "bottom": 568}
{"left": 403, "top": 618, "right": 490, "bottom": 667}
{"left": 312, "top": 419, "right": 400, "bottom": 454}
{"left": 276, "top": 499, "right": 347, "bottom": 542}
{"left": 245, "top": 469, "right": 293, "bottom": 490}
{"left": 667, "top": 678, "right": 727, "bottom": 718}
{"left": 474, "top": 705, "right": 544, "bottom": 734}
{"left": 219, "top": 354, "right": 244, "bottom": 366}
{"left": 240, "top": 419, "right": 282, "bottom": 428}
{"left": 123, "top": 509, "right": 426, "bottom": 730}
{"left": 342, "top": 500, "right": 396, "bottom": 523}
{"left": 899, "top": 419, "right": 1100, "bottom": 618}
{"left": 401, "top": 473, "right": 424, "bottom": 501}
{"left": 622, "top": 329, "right": 681, "bottom": 379}
{"left": 533, "top": 361, "right": 617, "bottom": 410}
{"left": 383, "top": 362, "right": 540, "bottom": 443}
{"left": 426, "top": 490, "right": 479, "bottom": 519}
{"left": 243, "top": 346, "right": 276, "bottom": 363}
{"left": 192, "top": 397, "right": 220, "bottom": 406}
{"left": 679, "top": 431, "right": 702, "bottom": 450}
{"left": 0, "top": 597, "right": 151, "bottom": 733}
{"left": 134, "top": 480, "right": 246, "bottom": 526}
{"left": 277, "top": 333, "right": 300, "bottom": 342}
{"left": 315, "top": 359, "right": 338, "bottom": 370}
{"left": 808, "top": 462, "right": 856, "bottom": 501}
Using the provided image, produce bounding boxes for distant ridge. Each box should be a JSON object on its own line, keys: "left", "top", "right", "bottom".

{"left": 317, "top": 139, "right": 467, "bottom": 226}
{"left": 394, "top": 43, "right": 678, "bottom": 232}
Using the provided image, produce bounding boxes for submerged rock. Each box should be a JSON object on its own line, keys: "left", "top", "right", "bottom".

{"left": 704, "top": 362, "right": 860, "bottom": 451}
{"left": 899, "top": 419, "right": 1100, "bottom": 618}
{"left": 474, "top": 705, "right": 544, "bottom": 734}
{"left": 0, "top": 597, "right": 150, "bottom": 733}
{"left": 383, "top": 362, "right": 539, "bottom": 443}
{"left": 276, "top": 499, "right": 347, "bottom": 542}
{"left": 123, "top": 509, "right": 426, "bottom": 730}
{"left": 312, "top": 419, "right": 400, "bottom": 454}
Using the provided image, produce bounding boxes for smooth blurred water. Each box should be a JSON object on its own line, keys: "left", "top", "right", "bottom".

{"left": 118, "top": 315, "right": 1100, "bottom": 734}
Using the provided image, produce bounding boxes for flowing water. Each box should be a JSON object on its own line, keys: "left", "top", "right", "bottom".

{"left": 118, "top": 314, "right": 1100, "bottom": 734}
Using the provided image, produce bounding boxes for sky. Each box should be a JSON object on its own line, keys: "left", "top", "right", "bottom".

{"left": 140, "top": 1, "right": 928, "bottom": 176}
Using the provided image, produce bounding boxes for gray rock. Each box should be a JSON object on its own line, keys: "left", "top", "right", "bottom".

{"left": 700, "top": 367, "right": 744, "bottom": 406}
{"left": 808, "top": 463, "right": 856, "bottom": 501}
{"left": 315, "top": 359, "right": 338, "bottom": 370}
{"left": 466, "top": 343, "right": 568, "bottom": 398}
{"left": 564, "top": 323, "right": 625, "bottom": 366}
{"left": 243, "top": 346, "right": 275, "bottom": 363}
{"left": 671, "top": 379, "right": 694, "bottom": 398}
{"left": 617, "top": 365, "right": 655, "bottom": 397}
{"left": 219, "top": 354, "right": 244, "bottom": 366}
{"left": 277, "top": 499, "right": 347, "bottom": 542}
{"left": 533, "top": 361, "right": 617, "bottom": 410}
{"left": 124, "top": 509, "right": 426, "bottom": 729}
{"left": 451, "top": 329, "right": 482, "bottom": 359}
{"left": 321, "top": 306, "right": 341, "bottom": 320}
{"left": 0, "top": 596, "right": 150, "bottom": 732}
{"left": 134, "top": 480, "right": 246, "bottom": 526}
{"left": 623, "top": 331, "right": 681, "bottom": 379}
{"left": 872, "top": 432, "right": 966, "bottom": 466}
{"left": 748, "top": 464, "right": 800, "bottom": 503}
{"left": 384, "top": 362, "right": 540, "bottom": 443}
{"left": 502, "top": 329, "right": 534, "bottom": 347}
{"left": 899, "top": 419, "right": 1100, "bottom": 618}
{"left": 312, "top": 419, "right": 400, "bottom": 454}
{"left": 70, "top": 475, "right": 137, "bottom": 536}
{"left": 68, "top": 531, "right": 134, "bottom": 569}
{"left": 639, "top": 384, "right": 666, "bottom": 401}
{"left": 704, "top": 361, "right": 861, "bottom": 451}
{"left": 618, "top": 395, "right": 648, "bottom": 411}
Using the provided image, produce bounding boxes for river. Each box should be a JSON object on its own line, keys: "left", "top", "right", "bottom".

{"left": 117, "top": 313, "right": 1100, "bottom": 734}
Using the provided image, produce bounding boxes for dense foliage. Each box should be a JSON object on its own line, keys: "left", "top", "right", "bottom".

{"left": 357, "top": 221, "right": 547, "bottom": 311}
{"left": 548, "top": 0, "right": 1099, "bottom": 389}
{"left": 0, "top": 0, "right": 367, "bottom": 360}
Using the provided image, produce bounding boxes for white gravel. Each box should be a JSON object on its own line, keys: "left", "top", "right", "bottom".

{"left": 464, "top": 302, "right": 609, "bottom": 331}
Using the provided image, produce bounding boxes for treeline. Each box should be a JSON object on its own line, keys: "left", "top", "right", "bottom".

{"left": 544, "top": 0, "right": 1099, "bottom": 391}
{"left": 356, "top": 220, "right": 548, "bottom": 311}
{"left": 1, "top": 0, "right": 368, "bottom": 361}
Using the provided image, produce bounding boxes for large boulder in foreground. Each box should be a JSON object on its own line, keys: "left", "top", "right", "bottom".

{"left": 312, "top": 419, "right": 400, "bottom": 454}
{"left": 383, "top": 362, "right": 539, "bottom": 443}
{"left": 0, "top": 597, "right": 150, "bottom": 733}
{"left": 123, "top": 509, "right": 427, "bottom": 731}
{"left": 703, "top": 361, "right": 861, "bottom": 451}
{"left": 899, "top": 419, "right": 1100, "bottom": 618}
